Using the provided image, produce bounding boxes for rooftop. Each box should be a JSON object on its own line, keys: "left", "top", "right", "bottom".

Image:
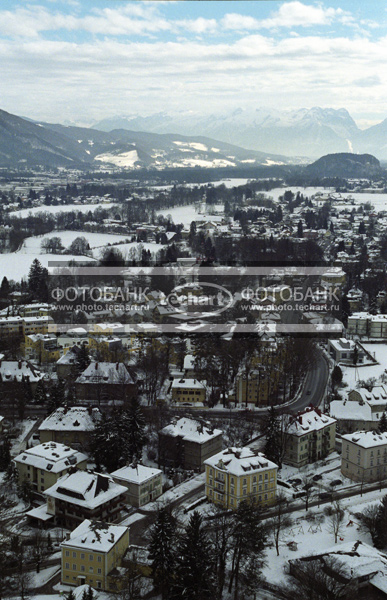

{"left": 161, "top": 417, "right": 222, "bottom": 444}
{"left": 111, "top": 463, "right": 162, "bottom": 485}
{"left": 61, "top": 518, "right": 128, "bottom": 553}
{"left": 342, "top": 430, "right": 387, "bottom": 449}
{"left": 39, "top": 406, "right": 101, "bottom": 432}
{"left": 45, "top": 471, "right": 127, "bottom": 509}
{"left": 14, "top": 442, "right": 87, "bottom": 473}
{"left": 204, "top": 447, "right": 278, "bottom": 476}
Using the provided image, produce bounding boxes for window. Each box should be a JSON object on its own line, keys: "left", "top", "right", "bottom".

{"left": 89, "top": 567, "right": 94, "bottom": 573}
{"left": 65, "top": 563, "right": 70, "bottom": 569}
{"left": 231, "top": 477, "right": 234, "bottom": 485}
{"left": 65, "top": 551, "right": 70, "bottom": 557}
{"left": 97, "top": 582, "right": 102, "bottom": 590}
{"left": 81, "top": 566, "right": 85, "bottom": 572}
{"left": 72, "top": 552, "right": 76, "bottom": 558}
{"left": 97, "top": 568, "right": 102, "bottom": 574}
{"left": 97, "top": 556, "right": 102, "bottom": 563}
{"left": 72, "top": 564, "right": 76, "bottom": 571}
{"left": 243, "top": 478, "right": 247, "bottom": 486}
{"left": 89, "top": 555, "right": 94, "bottom": 561}
{"left": 81, "top": 553, "right": 85, "bottom": 559}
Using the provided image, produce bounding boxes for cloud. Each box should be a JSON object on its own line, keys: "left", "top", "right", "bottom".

{"left": 353, "top": 75, "right": 381, "bottom": 87}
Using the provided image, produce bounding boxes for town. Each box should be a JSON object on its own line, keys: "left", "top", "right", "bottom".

{"left": 1, "top": 160, "right": 387, "bottom": 599}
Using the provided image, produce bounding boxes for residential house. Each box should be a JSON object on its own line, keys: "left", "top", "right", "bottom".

{"left": 171, "top": 378, "right": 206, "bottom": 406}
{"left": 331, "top": 385, "right": 387, "bottom": 433}
{"left": 14, "top": 442, "right": 87, "bottom": 493}
{"left": 328, "top": 338, "right": 365, "bottom": 365}
{"left": 111, "top": 463, "right": 162, "bottom": 507}
{"left": 39, "top": 471, "right": 127, "bottom": 528}
{"left": 0, "top": 359, "right": 44, "bottom": 393}
{"left": 204, "top": 447, "right": 278, "bottom": 510}
{"left": 75, "top": 362, "right": 137, "bottom": 404}
{"left": 284, "top": 408, "right": 337, "bottom": 468}
{"left": 61, "top": 519, "right": 130, "bottom": 592}
{"left": 38, "top": 406, "right": 101, "bottom": 450}
{"left": 22, "top": 333, "right": 61, "bottom": 364}
{"left": 159, "top": 417, "right": 223, "bottom": 471}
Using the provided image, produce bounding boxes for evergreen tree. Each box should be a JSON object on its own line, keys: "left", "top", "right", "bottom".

{"left": 148, "top": 508, "right": 177, "bottom": 599}
{"left": 261, "top": 406, "right": 285, "bottom": 467}
{"left": 66, "top": 590, "right": 76, "bottom": 600}
{"left": 0, "top": 438, "right": 11, "bottom": 471}
{"left": 297, "top": 220, "right": 303, "bottom": 238}
{"left": 171, "top": 511, "right": 216, "bottom": 600}
{"left": 28, "top": 259, "right": 48, "bottom": 301}
{"left": 33, "top": 380, "right": 47, "bottom": 405}
{"left": 75, "top": 345, "right": 90, "bottom": 375}
{"left": 331, "top": 365, "right": 343, "bottom": 389}
{"left": 127, "top": 396, "right": 146, "bottom": 462}
{"left": 47, "top": 378, "right": 66, "bottom": 412}
{"left": 0, "top": 276, "right": 10, "bottom": 298}
{"left": 379, "top": 412, "right": 387, "bottom": 433}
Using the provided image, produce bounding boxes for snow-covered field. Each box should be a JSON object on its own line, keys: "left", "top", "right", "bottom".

{"left": 9, "top": 203, "right": 115, "bottom": 218}
{"left": 18, "top": 230, "right": 131, "bottom": 253}
{"left": 0, "top": 252, "right": 96, "bottom": 282}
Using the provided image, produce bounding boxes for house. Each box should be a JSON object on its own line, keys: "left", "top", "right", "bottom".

{"left": 288, "top": 541, "right": 387, "bottom": 599}
{"left": 341, "top": 430, "right": 387, "bottom": 483}
{"left": 331, "top": 386, "right": 387, "bottom": 433}
{"left": 22, "top": 333, "right": 61, "bottom": 364}
{"left": 38, "top": 406, "right": 102, "bottom": 450}
{"left": 111, "top": 463, "right": 162, "bottom": 507}
{"left": 348, "top": 312, "right": 387, "bottom": 338}
{"left": 171, "top": 378, "right": 206, "bottom": 405}
{"left": 42, "top": 471, "right": 127, "bottom": 528}
{"left": 14, "top": 442, "right": 87, "bottom": 493}
{"left": 61, "top": 519, "right": 130, "bottom": 592}
{"left": 56, "top": 346, "right": 82, "bottom": 379}
{"left": 328, "top": 338, "right": 364, "bottom": 365}
{"left": 75, "top": 362, "right": 137, "bottom": 404}
{"left": 159, "top": 417, "right": 223, "bottom": 471}
{"left": 204, "top": 447, "right": 278, "bottom": 510}
{"left": 0, "top": 359, "right": 44, "bottom": 393}
{"left": 284, "top": 408, "right": 337, "bottom": 468}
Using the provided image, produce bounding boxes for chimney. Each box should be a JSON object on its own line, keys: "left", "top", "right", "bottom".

{"left": 116, "top": 362, "right": 119, "bottom": 371}
{"left": 18, "top": 361, "right": 22, "bottom": 369}
{"left": 95, "top": 362, "right": 98, "bottom": 370}
{"left": 65, "top": 532, "right": 71, "bottom": 540}
{"left": 87, "top": 406, "right": 92, "bottom": 415}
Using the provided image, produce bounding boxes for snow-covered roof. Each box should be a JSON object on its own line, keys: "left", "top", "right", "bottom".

{"left": 355, "top": 386, "right": 387, "bottom": 406}
{"left": 204, "top": 447, "right": 278, "bottom": 476}
{"left": 0, "top": 360, "right": 43, "bottom": 383}
{"left": 161, "top": 417, "right": 222, "bottom": 444}
{"left": 287, "top": 408, "right": 336, "bottom": 436}
{"left": 61, "top": 518, "right": 128, "bottom": 553}
{"left": 183, "top": 354, "right": 195, "bottom": 370}
{"left": 39, "top": 406, "right": 101, "bottom": 433}
{"left": 328, "top": 338, "right": 356, "bottom": 352}
{"left": 330, "top": 400, "right": 375, "bottom": 422}
{"left": 45, "top": 471, "right": 127, "bottom": 509}
{"left": 76, "top": 362, "right": 134, "bottom": 385}
{"left": 171, "top": 378, "right": 205, "bottom": 390}
{"left": 111, "top": 463, "right": 162, "bottom": 485}
{"left": 14, "top": 442, "right": 87, "bottom": 473}
{"left": 296, "top": 540, "right": 387, "bottom": 582}
{"left": 342, "top": 430, "right": 387, "bottom": 449}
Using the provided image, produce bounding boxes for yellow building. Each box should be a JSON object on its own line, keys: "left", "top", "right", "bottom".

{"left": 22, "top": 333, "right": 61, "bottom": 363}
{"left": 204, "top": 447, "right": 278, "bottom": 510}
{"left": 22, "top": 316, "right": 56, "bottom": 335}
{"left": 171, "top": 378, "right": 206, "bottom": 405}
{"left": 61, "top": 519, "right": 130, "bottom": 592}
{"left": 14, "top": 441, "right": 88, "bottom": 493}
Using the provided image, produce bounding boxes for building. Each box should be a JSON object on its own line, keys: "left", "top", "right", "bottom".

{"left": 284, "top": 408, "right": 337, "bottom": 468}
{"left": 288, "top": 541, "right": 387, "bottom": 599}
{"left": 111, "top": 463, "right": 162, "bottom": 507}
{"left": 61, "top": 519, "right": 130, "bottom": 592}
{"left": 14, "top": 442, "right": 87, "bottom": 493}
{"left": 348, "top": 312, "right": 387, "bottom": 338}
{"left": 43, "top": 471, "right": 127, "bottom": 528}
{"left": 159, "top": 417, "right": 223, "bottom": 471}
{"left": 0, "top": 359, "right": 44, "bottom": 393}
{"left": 56, "top": 346, "right": 82, "bottom": 379}
{"left": 331, "top": 386, "right": 387, "bottom": 434}
{"left": 328, "top": 338, "right": 365, "bottom": 365}
{"left": 38, "top": 406, "right": 102, "bottom": 450}
{"left": 341, "top": 430, "right": 387, "bottom": 482}
{"left": 22, "top": 333, "right": 61, "bottom": 364}
{"left": 171, "top": 378, "right": 206, "bottom": 405}
{"left": 204, "top": 447, "right": 278, "bottom": 510}
{"left": 75, "top": 362, "right": 137, "bottom": 404}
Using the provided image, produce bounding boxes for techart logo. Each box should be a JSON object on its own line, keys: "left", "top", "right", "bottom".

{"left": 166, "top": 282, "right": 234, "bottom": 320}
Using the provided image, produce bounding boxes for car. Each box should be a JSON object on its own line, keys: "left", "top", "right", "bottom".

{"left": 293, "top": 490, "right": 306, "bottom": 499}
{"left": 329, "top": 479, "right": 342, "bottom": 487}
{"left": 291, "top": 477, "right": 302, "bottom": 487}
{"left": 312, "top": 473, "right": 323, "bottom": 482}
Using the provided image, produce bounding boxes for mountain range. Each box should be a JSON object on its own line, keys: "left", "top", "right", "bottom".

{"left": 0, "top": 108, "right": 290, "bottom": 170}
{"left": 92, "top": 107, "right": 387, "bottom": 160}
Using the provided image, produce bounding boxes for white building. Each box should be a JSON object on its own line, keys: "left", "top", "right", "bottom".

{"left": 341, "top": 430, "right": 387, "bottom": 482}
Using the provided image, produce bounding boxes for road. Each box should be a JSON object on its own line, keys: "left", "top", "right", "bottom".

{"left": 286, "top": 347, "right": 329, "bottom": 412}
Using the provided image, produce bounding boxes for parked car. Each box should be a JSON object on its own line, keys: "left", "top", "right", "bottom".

{"left": 312, "top": 473, "right": 322, "bottom": 482}
{"left": 319, "top": 491, "right": 333, "bottom": 500}
{"left": 330, "top": 479, "right": 342, "bottom": 487}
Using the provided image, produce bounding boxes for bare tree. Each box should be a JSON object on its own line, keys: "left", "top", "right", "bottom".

{"left": 269, "top": 493, "right": 292, "bottom": 556}
{"left": 327, "top": 500, "right": 345, "bottom": 543}
{"left": 301, "top": 472, "right": 314, "bottom": 512}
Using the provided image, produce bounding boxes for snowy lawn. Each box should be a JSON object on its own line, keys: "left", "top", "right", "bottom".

{"left": 339, "top": 343, "right": 387, "bottom": 391}
{"left": 30, "top": 565, "right": 61, "bottom": 589}
{"left": 9, "top": 203, "right": 115, "bottom": 218}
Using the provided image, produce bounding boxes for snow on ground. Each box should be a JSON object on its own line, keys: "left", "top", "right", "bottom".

{"left": 0, "top": 252, "right": 96, "bottom": 282}
{"left": 9, "top": 203, "right": 115, "bottom": 218}
{"left": 340, "top": 343, "right": 387, "bottom": 391}
{"left": 30, "top": 565, "right": 61, "bottom": 589}
{"left": 18, "top": 230, "right": 131, "bottom": 253}
{"left": 120, "top": 512, "right": 147, "bottom": 527}
{"left": 95, "top": 150, "right": 139, "bottom": 167}
{"left": 11, "top": 418, "right": 37, "bottom": 456}
{"left": 93, "top": 241, "right": 164, "bottom": 260}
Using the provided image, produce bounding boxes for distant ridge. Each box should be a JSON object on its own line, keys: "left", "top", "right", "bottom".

{"left": 305, "top": 153, "right": 381, "bottom": 178}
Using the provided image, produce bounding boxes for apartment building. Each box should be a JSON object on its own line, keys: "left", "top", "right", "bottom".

{"left": 341, "top": 430, "right": 387, "bottom": 482}
{"left": 159, "top": 417, "right": 223, "bottom": 471}
{"left": 331, "top": 385, "right": 387, "bottom": 434}
{"left": 348, "top": 312, "right": 387, "bottom": 338}
{"left": 22, "top": 333, "right": 61, "bottom": 363}
{"left": 204, "top": 447, "right": 278, "bottom": 510}
{"left": 14, "top": 442, "right": 87, "bottom": 492}
{"left": 61, "top": 519, "right": 130, "bottom": 592}
{"left": 111, "top": 463, "right": 162, "bottom": 507}
{"left": 328, "top": 338, "right": 365, "bottom": 365}
{"left": 75, "top": 362, "right": 137, "bottom": 404}
{"left": 38, "top": 406, "right": 102, "bottom": 450}
{"left": 284, "top": 408, "right": 337, "bottom": 468}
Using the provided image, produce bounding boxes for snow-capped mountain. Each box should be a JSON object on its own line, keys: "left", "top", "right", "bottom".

{"left": 92, "top": 107, "right": 386, "bottom": 159}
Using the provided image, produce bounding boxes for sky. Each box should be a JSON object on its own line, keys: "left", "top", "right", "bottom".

{"left": 0, "top": 0, "right": 387, "bottom": 128}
